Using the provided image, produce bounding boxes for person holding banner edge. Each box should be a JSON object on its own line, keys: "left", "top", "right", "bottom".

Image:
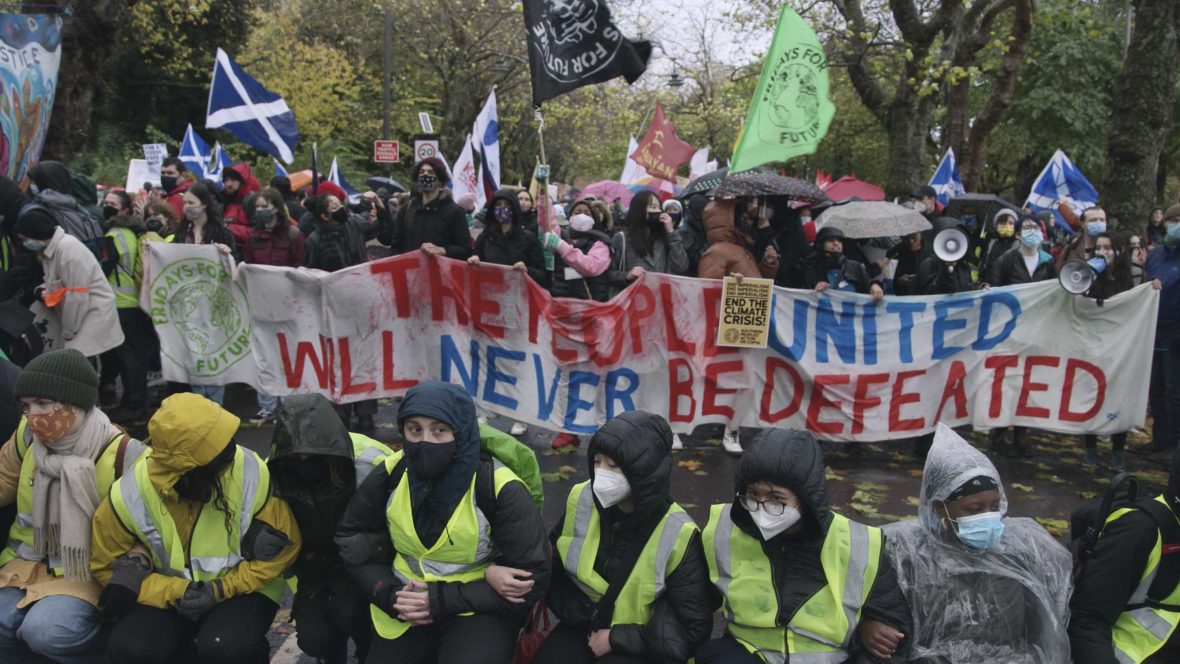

{"left": 1143, "top": 204, "right": 1180, "bottom": 455}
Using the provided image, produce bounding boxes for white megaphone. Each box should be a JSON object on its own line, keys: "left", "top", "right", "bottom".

{"left": 934, "top": 227, "right": 969, "bottom": 262}
{"left": 1059, "top": 257, "right": 1107, "bottom": 294}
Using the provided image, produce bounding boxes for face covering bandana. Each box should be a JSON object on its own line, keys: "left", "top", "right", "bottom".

{"left": 1086, "top": 221, "right": 1107, "bottom": 236}
{"left": 27, "top": 405, "right": 79, "bottom": 444}
{"left": 254, "top": 208, "right": 277, "bottom": 228}
{"left": 1020, "top": 228, "right": 1043, "bottom": 248}
{"left": 331, "top": 207, "right": 349, "bottom": 224}
{"left": 160, "top": 176, "right": 178, "bottom": 193}
{"left": 494, "top": 206, "right": 514, "bottom": 224}
{"left": 418, "top": 174, "right": 439, "bottom": 192}
{"left": 592, "top": 468, "right": 631, "bottom": 508}
{"left": 22, "top": 239, "right": 46, "bottom": 251}
{"left": 1167, "top": 223, "right": 1180, "bottom": 242}
{"left": 147, "top": 216, "right": 164, "bottom": 232}
{"left": 102, "top": 205, "right": 119, "bottom": 220}
{"left": 404, "top": 440, "right": 456, "bottom": 480}
{"left": 951, "top": 511, "right": 1005, "bottom": 551}
{"left": 748, "top": 505, "right": 802, "bottom": 541}
{"left": 184, "top": 205, "right": 204, "bottom": 222}
{"left": 569, "top": 213, "right": 595, "bottom": 233}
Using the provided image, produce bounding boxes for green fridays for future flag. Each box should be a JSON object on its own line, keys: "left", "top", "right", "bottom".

{"left": 730, "top": 6, "right": 835, "bottom": 172}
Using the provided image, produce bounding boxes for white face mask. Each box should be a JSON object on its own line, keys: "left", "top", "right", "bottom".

{"left": 592, "top": 468, "right": 631, "bottom": 508}
{"left": 748, "top": 505, "right": 802, "bottom": 541}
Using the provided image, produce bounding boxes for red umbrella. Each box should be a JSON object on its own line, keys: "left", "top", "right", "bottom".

{"left": 823, "top": 176, "right": 885, "bottom": 202}
{"left": 579, "top": 180, "right": 634, "bottom": 207}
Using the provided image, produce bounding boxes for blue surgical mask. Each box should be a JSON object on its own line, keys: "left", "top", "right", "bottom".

{"left": 22, "top": 239, "right": 45, "bottom": 251}
{"left": 1020, "top": 228, "right": 1043, "bottom": 248}
{"left": 962, "top": 215, "right": 976, "bottom": 228}
{"left": 1167, "top": 223, "right": 1180, "bottom": 242}
{"left": 952, "top": 511, "right": 1005, "bottom": 551}
{"left": 1086, "top": 221, "right": 1107, "bottom": 236}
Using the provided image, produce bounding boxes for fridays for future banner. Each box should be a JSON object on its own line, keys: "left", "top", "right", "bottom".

{"left": 142, "top": 244, "right": 1157, "bottom": 441}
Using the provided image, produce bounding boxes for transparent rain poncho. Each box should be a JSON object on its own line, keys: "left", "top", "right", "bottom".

{"left": 883, "top": 424, "right": 1073, "bottom": 663}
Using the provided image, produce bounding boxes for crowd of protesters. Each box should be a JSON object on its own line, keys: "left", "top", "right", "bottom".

{"left": 0, "top": 153, "right": 1179, "bottom": 663}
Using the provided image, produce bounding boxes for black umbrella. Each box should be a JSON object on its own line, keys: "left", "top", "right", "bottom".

{"left": 365, "top": 176, "right": 406, "bottom": 194}
{"left": 714, "top": 171, "right": 830, "bottom": 205}
{"left": 943, "top": 193, "right": 1018, "bottom": 225}
{"left": 681, "top": 167, "right": 728, "bottom": 197}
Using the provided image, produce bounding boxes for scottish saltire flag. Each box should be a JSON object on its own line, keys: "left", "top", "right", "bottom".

{"left": 471, "top": 90, "right": 500, "bottom": 208}
{"left": 206, "top": 48, "right": 299, "bottom": 163}
{"left": 1025, "top": 149, "right": 1099, "bottom": 233}
{"left": 929, "top": 148, "right": 965, "bottom": 205}
{"left": 327, "top": 157, "right": 360, "bottom": 204}
{"left": 178, "top": 124, "right": 211, "bottom": 177}
{"left": 205, "top": 142, "right": 232, "bottom": 180}
{"left": 273, "top": 159, "right": 287, "bottom": 178}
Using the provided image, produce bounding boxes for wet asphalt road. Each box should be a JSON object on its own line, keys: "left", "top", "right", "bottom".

{"left": 122, "top": 384, "right": 1175, "bottom": 663}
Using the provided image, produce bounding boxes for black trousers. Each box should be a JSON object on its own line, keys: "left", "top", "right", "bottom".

{"left": 365, "top": 613, "right": 521, "bottom": 664}
{"left": 105, "top": 593, "right": 278, "bottom": 664}
{"left": 694, "top": 634, "right": 762, "bottom": 664}
{"left": 292, "top": 578, "right": 372, "bottom": 661}
{"left": 114, "top": 308, "right": 153, "bottom": 409}
{"left": 532, "top": 622, "right": 649, "bottom": 664}
{"left": 1083, "top": 432, "right": 1127, "bottom": 451}
{"left": 1149, "top": 347, "right": 1180, "bottom": 448}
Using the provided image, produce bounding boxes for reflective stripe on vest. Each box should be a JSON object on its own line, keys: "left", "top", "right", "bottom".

{"left": 349, "top": 433, "right": 393, "bottom": 487}
{"left": 1109, "top": 494, "right": 1180, "bottom": 663}
{"left": 704, "top": 504, "right": 882, "bottom": 662}
{"left": 371, "top": 453, "right": 520, "bottom": 639}
{"left": 0, "top": 419, "right": 144, "bottom": 573}
{"left": 106, "top": 227, "right": 139, "bottom": 308}
{"left": 554, "top": 481, "right": 697, "bottom": 626}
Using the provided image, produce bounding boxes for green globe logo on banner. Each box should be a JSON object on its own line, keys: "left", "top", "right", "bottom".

{"left": 730, "top": 7, "right": 835, "bottom": 173}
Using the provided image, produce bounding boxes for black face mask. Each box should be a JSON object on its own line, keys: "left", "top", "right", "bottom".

{"left": 160, "top": 176, "right": 179, "bottom": 193}
{"left": 254, "top": 208, "right": 277, "bottom": 227}
{"left": 102, "top": 205, "right": 119, "bottom": 220}
{"left": 331, "top": 207, "right": 349, "bottom": 224}
{"left": 292, "top": 461, "right": 329, "bottom": 485}
{"left": 418, "top": 174, "right": 439, "bottom": 192}
{"left": 647, "top": 211, "right": 662, "bottom": 225}
{"left": 403, "top": 440, "right": 456, "bottom": 480}
{"left": 668, "top": 212, "right": 682, "bottom": 225}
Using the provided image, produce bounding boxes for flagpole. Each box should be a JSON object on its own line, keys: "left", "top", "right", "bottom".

{"left": 535, "top": 108, "right": 547, "bottom": 165}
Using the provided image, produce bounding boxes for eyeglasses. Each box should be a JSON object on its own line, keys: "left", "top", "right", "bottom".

{"left": 737, "top": 494, "right": 790, "bottom": 516}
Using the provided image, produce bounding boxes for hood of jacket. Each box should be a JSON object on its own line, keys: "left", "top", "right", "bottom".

{"left": 146, "top": 392, "right": 240, "bottom": 495}
{"left": 0, "top": 176, "right": 26, "bottom": 235}
{"left": 483, "top": 188, "right": 524, "bottom": 235}
{"left": 587, "top": 411, "right": 673, "bottom": 521}
{"left": 0, "top": 356, "right": 19, "bottom": 444}
{"left": 224, "top": 162, "right": 261, "bottom": 203}
{"left": 28, "top": 161, "right": 73, "bottom": 195}
{"left": 396, "top": 381, "right": 482, "bottom": 532}
{"left": 919, "top": 423, "right": 1008, "bottom": 536}
{"left": 703, "top": 199, "right": 751, "bottom": 247}
{"left": 733, "top": 429, "right": 832, "bottom": 537}
{"left": 271, "top": 393, "right": 354, "bottom": 463}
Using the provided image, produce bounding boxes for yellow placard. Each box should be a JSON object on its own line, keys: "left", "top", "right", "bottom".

{"left": 718, "top": 277, "right": 774, "bottom": 348}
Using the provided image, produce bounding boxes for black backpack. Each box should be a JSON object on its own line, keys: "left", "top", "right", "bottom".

{"left": 24, "top": 190, "right": 117, "bottom": 275}
{"left": 1071, "top": 472, "right": 1180, "bottom": 611}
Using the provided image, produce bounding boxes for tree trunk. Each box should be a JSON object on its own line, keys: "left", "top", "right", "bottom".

{"left": 1102, "top": 0, "right": 1180, "bottom": 228}
{"left": 883, "top": 91, "right": 936, "bottom": 199}
{"left": 42, "top": 1, "right": 119, "bottom": 161}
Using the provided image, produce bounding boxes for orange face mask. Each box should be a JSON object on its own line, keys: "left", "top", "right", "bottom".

{"left": 26, "top": 405, "right": 78, "bottom": 443}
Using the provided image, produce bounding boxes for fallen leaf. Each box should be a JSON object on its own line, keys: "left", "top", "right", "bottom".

{"left": 540, "top": 471, "right": 571, "bottom": 482}
{"left": 1010, "top": 483, "right": 1034, "bottom": 492}
{"left": 694, "top": 470, "right": 709, "bottom": 476}
{"left": 850, "top": 502, "right": 880, "bottom": 517}
{"left": 850, "top": 490, "right": 877, "bottom": 504}
{"left": 854, "top": 482, "right": 889, "bottom": 493}
{"left": 1034, "top": 516, "right": 1069, "bottom": 537}
{"left": 1077, "top": 491, "right": 1099, "bottom": 500}
{"left": 906, "top": 469, "right": 923, "bottom": 478}
{"left": 824, "top": 467, "right": 844, "bottom": 481}
{"left": 542, "top": 446, "right": 578, "bottom": 456}
{"left": 557, "top": 465, "right": 578, "bottom": 475}
{"left": 904, "top": 496, "right": 920, "bottom": 506}
{"left": 678, "top": 459, "right": 703, "bottom": 472}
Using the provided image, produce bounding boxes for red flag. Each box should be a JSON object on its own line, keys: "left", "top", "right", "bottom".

{"left": 630, "top": 102, "right": 696, "bottom": 181}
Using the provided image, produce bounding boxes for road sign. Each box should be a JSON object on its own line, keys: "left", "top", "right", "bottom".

{"left": 373, "top": 140, "right": 400, "bottom": 164}
{"left": 418, "top": 112, "right": 433, "bottom": 134}
{"left": 414, "top": 137, "right": 440, "bottom": 164}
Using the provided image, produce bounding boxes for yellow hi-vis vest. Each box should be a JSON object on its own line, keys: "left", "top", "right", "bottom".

{"left": 1108, "top": 495, "right": 1180, "bottom": 663}
{"left": 0, "top": 417, "right": 144, "bottom": 574}
{"left": 105, "top": 226, "right": 140, "bottom": 309}
{"left": 349, "top": 433, "right": 394, "bottom": 486}
{"left": 703, "top": 504, "right": 883, "bottom": 664}
{"left": 554, "top": 480, "right": 697, "bottom": 625}
{"left": 109, "top": 445, "right": 285, "bottom": 603}
{"left": 370, "top": 451, "right": 521, "bottom": 639}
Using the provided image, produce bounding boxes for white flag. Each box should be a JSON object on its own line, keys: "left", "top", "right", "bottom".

{"left": 472, "top": 90, "right": 500, "bottom": 209}
{"left": 689, "top": 147, "right": 713, "bottom": 180}
{"left": 620, "top": 135, "right": 651, "bottom": 184}
{"left": 451, "top": 135, "right": 478, "bottom": 201}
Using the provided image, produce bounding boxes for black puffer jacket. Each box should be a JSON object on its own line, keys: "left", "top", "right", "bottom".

{"left": 722, "top": 430, "right": 912, "bottom": 660}
{"left": 337, "top": 382, "right": 550, "bottom": 623}
{"left": 474, "top": 189, "right": 548, "bottom": 286}
{"left": 383, "top": 189, "right": 471, "bottom": 259}
{"left": 916, "top": 219, "right": 976, "bottom": 295}
{"left": 546, "top": 412, "right": 713, "bottom": 662}
{"left": 677, "top": 193, "right": 709, "bottom": 276}
{"left": 988, "top": 246, "right": 1057, "bottom": 286}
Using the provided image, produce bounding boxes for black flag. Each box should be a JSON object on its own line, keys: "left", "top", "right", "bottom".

{"left": 523, "top": 0, "right": 652, "bottom": 106}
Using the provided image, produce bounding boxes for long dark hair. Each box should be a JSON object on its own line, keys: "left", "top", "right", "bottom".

{"left": 1096, "top": 231, "right": 1134, "bottom": 295}
{"left": 623, "top": 190, "right": 664, "bottom": 258}
{"left": 177, "top": 181, "right": 226, "bottom": 242}
{"left": 174, "top": 441, "right": 237, "bottom": 549}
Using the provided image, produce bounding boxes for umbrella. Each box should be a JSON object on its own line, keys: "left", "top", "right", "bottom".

{"left": 286, "top": 170, "right": 313, "bottom": 193}
{"left": 580, "top": 180, "right": 634, "bottom": 207}
{"left": 815, "top": 201, "right": 931, "bottom": 239}
{"left": 632, "top": 176, "right": 682, "bottom": 196}
{"left": 714, "top": 171, "right": 829, "bottom": 204}
{"left": 366, "top": 176, "right": 406, "bottom": 193}
{"left": 943, "top": 193, "right": 1019, "bottom": 226}
{"left": 822, "top": 175, "right": 885, "bottom": 202}
{"left": 681, "top": 167, "right": 728, "bottom": 197}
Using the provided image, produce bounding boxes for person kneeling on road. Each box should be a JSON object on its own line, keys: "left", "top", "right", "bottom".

{"left": 696, "top": 429, "right": 911, "bottom": 663}
{"left": 335, "top": 381, "right": 550, "bottom": 664}
{"left": 93, "top": 393, "right": 301, "bottom": 664}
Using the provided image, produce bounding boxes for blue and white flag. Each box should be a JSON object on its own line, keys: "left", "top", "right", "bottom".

{"left": 205, "top": 142, "right": 232, "bottom": 180}
{"left": 471, "top": 89, "right": 500, "bottom": 208}
{"left": 1025, "top": 149, "right": 1099, "bottom": 233}
{"left": 273, "top": 158, "right": 287, "bottom": 178}
{"left": 206, "top": 48, "right": 299, "bottom": 163}
{"left": 929, "top": 148, "right": 965, "bottom": 205}
{"left": 327, "top": 157, "right": 360, "bottom": 204}
{"left": 178, "top": 124, "right": 211, "bottom": 178}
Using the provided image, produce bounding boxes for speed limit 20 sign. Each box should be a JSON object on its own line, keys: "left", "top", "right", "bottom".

{"left": 414, "top": 135, "right": 440, "bottom": 164}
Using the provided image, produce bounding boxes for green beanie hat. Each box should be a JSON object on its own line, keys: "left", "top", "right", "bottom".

{"left": 14, "top": 349, "right": 99, "bottom": 411}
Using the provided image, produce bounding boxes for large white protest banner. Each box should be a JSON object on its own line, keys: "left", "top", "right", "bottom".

{"left": 142, "top": 244, "right": 1158, "bottom": 441}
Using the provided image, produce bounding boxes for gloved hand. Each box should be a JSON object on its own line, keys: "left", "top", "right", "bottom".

{"left": 335, "top": 532, "right": 390, "bottom": 566}
{"left": 175, "top": 581, "right": 218, "bottom": 622}
{"left": 542, "top": 232, "right": 563, "bottom": 251}
{"left": 99, "top": 551, "right": 152, "bottom": 619}
{"left": 241, "top": 520, "right": 293, "bottom": 561}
